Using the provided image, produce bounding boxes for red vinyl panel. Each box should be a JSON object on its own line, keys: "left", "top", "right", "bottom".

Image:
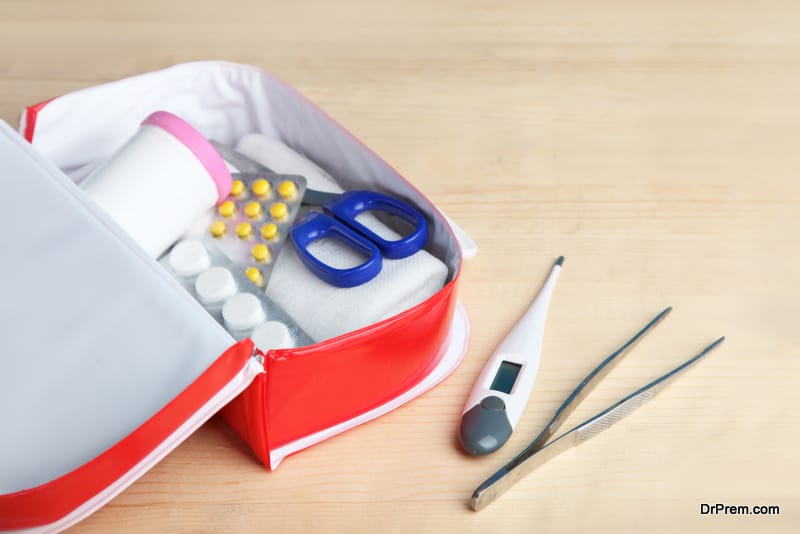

{"left": 0, "top": 340, "right": 255, "bottom": 530}
{"left": 221, "top": 274, "right": 459, "bottom": 468}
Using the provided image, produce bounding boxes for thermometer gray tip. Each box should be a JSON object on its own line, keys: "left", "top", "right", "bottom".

{"left": 555, "top": 255, "right": 564, "bottom": 266}
{"left": 459, "top": 396, "right": 514, "bottom": 456}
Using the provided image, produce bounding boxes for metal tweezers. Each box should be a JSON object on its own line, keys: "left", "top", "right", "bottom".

{"left": 471, "top": 307, "right": 725, "bottom": 511}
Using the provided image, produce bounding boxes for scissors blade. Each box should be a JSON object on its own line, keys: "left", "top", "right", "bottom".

{"left": 470, "top": 335, "right": 725, "bottom": 511}
{"left": 301, "top": 189, "right": 340, "bottom": 207}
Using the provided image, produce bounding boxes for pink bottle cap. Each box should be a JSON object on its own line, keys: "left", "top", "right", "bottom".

{"left": 142, "top": 111, "right": 232, "bottom": 203}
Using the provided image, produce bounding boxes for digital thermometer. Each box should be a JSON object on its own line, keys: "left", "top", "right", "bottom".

{"left": 459, "top": 256, "right": 563, "bottom": 456}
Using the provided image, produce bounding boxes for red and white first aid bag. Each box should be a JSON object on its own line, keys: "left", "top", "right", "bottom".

{"left": 0, "top": 62, "right": 471, "bottom": 531}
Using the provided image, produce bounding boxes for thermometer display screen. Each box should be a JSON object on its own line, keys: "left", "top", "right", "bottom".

{"left": 490, "top": 361, "right": 522, "bottom": 394}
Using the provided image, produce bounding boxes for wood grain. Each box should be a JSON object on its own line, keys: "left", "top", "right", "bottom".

{"left": 1, "top": 1, "right": 798, "bottom": 532}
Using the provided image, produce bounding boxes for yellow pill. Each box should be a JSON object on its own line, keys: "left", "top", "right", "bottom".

{"left": 245, "top": 266, "right": 265, "bottom": 287}
{"left": 260, "top": 223, "right": 279, "bottom": 241}
{"left": 251, "top": 243, "right": 271, "bottom": 263}
{"left": 231, "top": 179, "right": 245, "bottom": 197}
{"left": 269, "top": 202, "right": 288, "bottom": 221}
{"left": 277, "top": 180, "right": 298, "bottom": 200}
{"left": 217, "top": 200, "right": 236, "bottom": 218}
{"left": 252, "top": 178, "right": 271, "bottom": 198}
{"left": 244, "top": 201, "right": 262, "bottom": 219}
{"left": 209, "top": 220, "right": 227, "bottom": 238}
{"left": 235, "top": 222, "right": 253, "bottom": 239}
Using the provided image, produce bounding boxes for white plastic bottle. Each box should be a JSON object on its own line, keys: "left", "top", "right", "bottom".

{"left": 81, "top": 111, "right": 232, "bottom": 258}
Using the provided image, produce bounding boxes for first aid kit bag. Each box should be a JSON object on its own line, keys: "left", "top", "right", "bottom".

{"left": 0, "top": 61, "right": 470, "bottom": 531}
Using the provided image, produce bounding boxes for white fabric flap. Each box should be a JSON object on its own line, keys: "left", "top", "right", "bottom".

{"left": 0, "top": 122, "right": 236, "bottom": 494}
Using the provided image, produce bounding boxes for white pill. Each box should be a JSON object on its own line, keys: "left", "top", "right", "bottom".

{"left": 251, "top": 321, "right": 295, "bottom": 351}
{"left": 169, "top": 240, "right": 211, "bottom": 277}
{"left": 195, "top": 267, "right": 237, "bottom": 304}
{"left": 222, "top": 293, "right": 266, "bottom": 331}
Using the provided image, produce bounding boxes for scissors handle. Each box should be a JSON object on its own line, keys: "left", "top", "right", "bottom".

{"left": 325, "top": 191, "right": 428, "bottom": 259}
{"left": 290, "top": 211, "right": 383, "bottom": 288}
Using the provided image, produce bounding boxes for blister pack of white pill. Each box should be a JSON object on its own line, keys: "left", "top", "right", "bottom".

{"left": 208, "top": 171, "right": 307, "bottom": 289}
{"left": 162, "top": 236, "right": 314, "bottom": 351}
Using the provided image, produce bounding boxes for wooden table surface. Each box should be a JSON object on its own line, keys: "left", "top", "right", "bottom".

{"left": 2, "top": 1, "right": 798, "bottom": 532}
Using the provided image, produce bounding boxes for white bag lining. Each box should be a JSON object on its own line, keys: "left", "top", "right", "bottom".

{"left": 26, "top": 61, "right": 461, "bottom": 278}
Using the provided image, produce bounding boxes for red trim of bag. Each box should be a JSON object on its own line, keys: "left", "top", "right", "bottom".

{"left": 0, "top": 339, "right": 255, "bottom": 530}
{"left": 23, "top": 98, "right": 54, "bottom": 143}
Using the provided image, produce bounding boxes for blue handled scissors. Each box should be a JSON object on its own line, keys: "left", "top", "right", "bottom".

{"left": 205, "top": 141, "right": 428, "bottom": 288}
{"left": 290, "top": 189, "right": 429, "bottom": 288}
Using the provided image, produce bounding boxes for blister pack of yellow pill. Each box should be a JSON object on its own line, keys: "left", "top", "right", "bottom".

{"left": 208, "top": 172, "right": 307, "bottom": 288}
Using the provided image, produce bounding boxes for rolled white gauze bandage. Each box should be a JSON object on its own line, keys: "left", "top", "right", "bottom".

{"left": 81, "top": 111, "right": 232, "bottom": 258}
{"left": 235, "top": 134, "right": 448, "bottom": 342}
{"left": 236, "top": 133, "right": 340, "bottom": 192}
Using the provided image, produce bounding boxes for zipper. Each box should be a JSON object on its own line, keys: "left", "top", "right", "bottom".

{"left": 253, "top": 347, "right": 265, "bottom": 366}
